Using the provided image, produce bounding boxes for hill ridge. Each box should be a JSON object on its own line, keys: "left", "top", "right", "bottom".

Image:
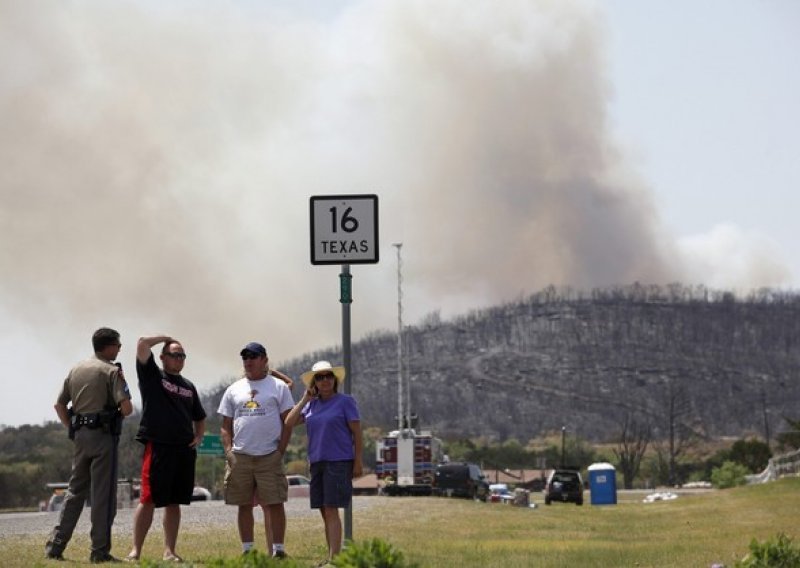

{"left": 280, "top": 284, "right": 800, "bottom": 442}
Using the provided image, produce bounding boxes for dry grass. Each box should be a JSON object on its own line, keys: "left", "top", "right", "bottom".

{"left": 6, "top": 478, "right": 799, "bottom": 567}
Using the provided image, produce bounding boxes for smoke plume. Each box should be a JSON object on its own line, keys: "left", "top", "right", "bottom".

{"left": 0, "top": 1, "right": 788, "bottom": 424}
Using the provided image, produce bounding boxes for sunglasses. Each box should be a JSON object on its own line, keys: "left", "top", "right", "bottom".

{"left": 241, "top": 353, "right": 262, "bottom": 360}
{"left": 165, "top": 352, "right": 186, "bottom": 360}
{"left": 314, "top": 373, "right": 335, "bottom": 382}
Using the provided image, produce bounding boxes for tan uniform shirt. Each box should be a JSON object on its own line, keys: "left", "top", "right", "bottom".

{"left": 56, "top": 355, "right": 130, "bottom": 414}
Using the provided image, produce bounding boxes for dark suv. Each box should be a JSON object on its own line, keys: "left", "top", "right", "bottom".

{"left": 543, "top": 469, "right": 584, "bottom": 505}
{"left": 433, "top": 462, "right": 490, "bottom": 501}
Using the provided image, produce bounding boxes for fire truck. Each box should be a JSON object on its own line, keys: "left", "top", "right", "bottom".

{"left": 376, "top": 428, "right": 442, "bottom": 496}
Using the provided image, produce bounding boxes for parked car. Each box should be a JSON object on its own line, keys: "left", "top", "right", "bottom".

{"left": 191, "top": 486, "right": 212, "bottom": 501}
{"left": 287, "top": 474, "right": 311, "bottom": 499}
{"left": 488, "top": 483, "right": 515, "bottom": 504}
{"left": 253, "top": 475, "right": 311, "bottom": 506}
{"left": 433, "top": 462, "right": 490, "bottom": 501}
{"left": 47, "top": 490, "right": 66, "bottom": 512}
{"left": 543, "top": 469, "right": 584, "bottom": 506}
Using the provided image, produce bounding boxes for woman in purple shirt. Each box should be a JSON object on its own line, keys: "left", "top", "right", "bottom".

{"left": 285, "top": 360, "right": 363, "bottom": 565}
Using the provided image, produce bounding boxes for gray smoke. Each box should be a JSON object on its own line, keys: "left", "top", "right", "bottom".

{"left": 0, "top": 1, "right": 787, "bottom": 420}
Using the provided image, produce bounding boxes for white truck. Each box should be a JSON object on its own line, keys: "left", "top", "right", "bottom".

{"left": 376, "top": 429, "right": 441, "bottom": 496}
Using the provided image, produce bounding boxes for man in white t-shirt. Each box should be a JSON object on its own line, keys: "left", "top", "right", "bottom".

{"left": 218, "top": 342, "right": 295, "bottom": 558}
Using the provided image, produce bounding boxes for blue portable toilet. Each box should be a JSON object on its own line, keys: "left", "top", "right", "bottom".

{"left": 588, "top": 462, "right": 617, "bottom": 505}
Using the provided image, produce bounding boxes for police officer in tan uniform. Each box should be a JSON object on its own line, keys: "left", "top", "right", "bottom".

{"left": 45, "top": 327, "right": 133, "bottom": 563}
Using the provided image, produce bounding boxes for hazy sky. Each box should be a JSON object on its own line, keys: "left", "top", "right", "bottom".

{"left": 1, "top": 0, "right": 797, "bottom": 427}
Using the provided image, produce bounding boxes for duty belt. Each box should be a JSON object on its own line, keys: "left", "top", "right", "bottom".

{"left": 72, "top": 412, "right": 104, "bottom": 430}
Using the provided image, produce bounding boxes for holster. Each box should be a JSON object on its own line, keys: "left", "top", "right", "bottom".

{"left": 67, "top": 408, "right": 75, "bottom": 440}
{"left": 101, "top": 409, "right": 123, "bottom": 436}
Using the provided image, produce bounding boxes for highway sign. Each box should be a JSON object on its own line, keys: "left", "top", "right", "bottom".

{"left": 197, "top": 434, "right": 224, "bottom": 456}
{"left": 310, "top": 194, "right": 379, "bottom": 265}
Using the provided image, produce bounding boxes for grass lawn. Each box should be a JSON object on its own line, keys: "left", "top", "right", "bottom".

{"left": 7, "top": 477, "right": 799, "bottom": 567}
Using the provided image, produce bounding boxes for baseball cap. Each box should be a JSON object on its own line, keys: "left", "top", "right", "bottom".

{"left": 239, "top": 342, "right": 267, "bottom": 357}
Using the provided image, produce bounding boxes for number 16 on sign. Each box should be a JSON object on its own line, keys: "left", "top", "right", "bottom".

{"left": 310, "top": 195, "right": 379, "bottom": 265}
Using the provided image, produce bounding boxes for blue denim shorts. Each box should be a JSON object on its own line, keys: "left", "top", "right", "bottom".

{"left": 310, "top": 460, "right": 353, "bottom": 509}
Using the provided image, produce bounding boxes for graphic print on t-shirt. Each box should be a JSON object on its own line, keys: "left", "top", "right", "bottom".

{"left": 241, "top": 389, "right": 264, "bottom": 414}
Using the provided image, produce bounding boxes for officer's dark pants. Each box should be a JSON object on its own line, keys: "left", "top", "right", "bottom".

{"left": 46, "top": 428, "right": 117, "bottom": 556}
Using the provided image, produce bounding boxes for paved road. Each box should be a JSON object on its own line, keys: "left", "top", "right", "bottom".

{"left": 1, "top": 490, "right": 715, "bottom": 538}
{"left": 0, "top": 497, "right": 379, "bottom": 538}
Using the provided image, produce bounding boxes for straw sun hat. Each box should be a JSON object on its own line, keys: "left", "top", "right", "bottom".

{"left": 301, "top": 360, "right": 346, "bottom": 388}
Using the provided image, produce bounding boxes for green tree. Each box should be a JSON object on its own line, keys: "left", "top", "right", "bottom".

{"left": 729, "top": 438, "right": 772, "bottom": 473}
{"left": 441, "top": 439, "right": 476, "bottom": 462}
{"left": 464, "top": 438, "right": 537, "bottom": 469}
{"left": 711, "top": 460, "right": 750, "bottom": 489}
{"left": 564, "top": 435, "right": 597, "bottom": 470}
{"left": 361, "top": 427, "right": 383, "bottom": 471}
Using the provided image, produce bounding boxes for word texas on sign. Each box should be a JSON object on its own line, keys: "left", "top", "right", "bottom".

{"left": 310, "top": 194, "right": 379, "bottom": 265}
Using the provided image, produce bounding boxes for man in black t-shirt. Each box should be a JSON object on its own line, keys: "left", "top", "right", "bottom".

{"left": 125, "top": 335, "right": 206, "bottom": 563}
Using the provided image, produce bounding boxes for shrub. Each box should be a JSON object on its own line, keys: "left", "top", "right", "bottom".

{"left": 710, "top": 461, "right": 749, "bottom": 489}
{"left": 204, "top": 550, "right": 301, "bottom": 567}
{"left": 331, "top": 538, "right": 417, "bottom": 568}
{"left": 734, "top": 533, "right": 800, "bottom": 567}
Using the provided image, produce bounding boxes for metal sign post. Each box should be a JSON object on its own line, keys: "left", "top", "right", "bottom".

{"left": 340, "top": 263, "right": 352, "bottom": 540}
{"left": 197, "top": 434, "right": 224, "bottom": 498}
{"left": 310, "top": 194, "right": 379, "bottom": 543}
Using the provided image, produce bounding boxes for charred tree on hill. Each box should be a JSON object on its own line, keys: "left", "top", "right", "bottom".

{"left": 613, "top": 412, "right": 652, "bottom": 489}
{"left": 275, "top": 284, "right": 800, "bottom": 444}
{"left": 653, "top": 378, "right": 703, "bottom": 486}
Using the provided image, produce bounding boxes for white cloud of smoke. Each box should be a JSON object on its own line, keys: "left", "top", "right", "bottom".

{"left": 0, "top": 0, "right": 790, "bottom": 424}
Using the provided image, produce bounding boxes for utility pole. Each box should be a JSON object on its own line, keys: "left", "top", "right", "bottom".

{"left": 393, "top": 243, "right": 404, "bottom": 433}
{"left": 561, "top": 426, "right": 566, "bottom": 468}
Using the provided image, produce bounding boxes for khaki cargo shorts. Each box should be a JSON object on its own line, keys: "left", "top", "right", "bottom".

{"left": 224, "top": 450, "right": 288, "bottom": 506}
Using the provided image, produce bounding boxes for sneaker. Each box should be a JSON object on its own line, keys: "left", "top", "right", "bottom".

{"left": 272, "top": 550, "right": 289, "bottom": 559}
{"left": 90, "top": 552, "right": 121, "bottom": 563}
